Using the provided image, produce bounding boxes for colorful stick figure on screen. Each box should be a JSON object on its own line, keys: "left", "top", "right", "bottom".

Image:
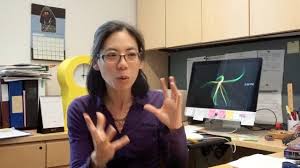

{"left": 201, "top": 68, "right": 245, "bottom": 106}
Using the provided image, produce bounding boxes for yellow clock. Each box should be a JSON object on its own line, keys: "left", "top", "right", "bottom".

{"left": 57, "top": 55, "right": 91, "bottom": 130}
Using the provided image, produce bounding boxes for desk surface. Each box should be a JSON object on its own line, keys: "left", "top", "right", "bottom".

{"left": 0, "top": 130, "right": 68, "bottom": 145}
{"left": 211, "top": 152, "right": 284, "bottom": 168}
{"left": 199, "top": 128, "right": 286, "bottom": 152}
{"left": 195, "top": 127, "right": 287, "bottom": 168}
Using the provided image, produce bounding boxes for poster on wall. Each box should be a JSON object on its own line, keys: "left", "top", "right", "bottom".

{"left": 31, "top": 4, "right": 65, "bottom": 61}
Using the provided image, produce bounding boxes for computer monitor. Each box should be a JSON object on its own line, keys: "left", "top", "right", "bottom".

{"left": 185, "top": 58, "right": 262, "bottom": 128}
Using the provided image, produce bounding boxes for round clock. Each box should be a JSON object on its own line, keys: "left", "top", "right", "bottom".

{"left": 73, "top": 63, "right": 90, "bottom": 87}
{"left": 57, "top": 55, "right": 91, "bottom": 130}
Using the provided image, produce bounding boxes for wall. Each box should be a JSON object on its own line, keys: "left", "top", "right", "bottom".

{"left": 0, "top": 0, "right": 136, "bottom": 95}
{"left": 143, "top": 50, "right": 169, "bottom": 89}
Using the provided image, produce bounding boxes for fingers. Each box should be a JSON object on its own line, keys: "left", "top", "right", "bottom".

{"left": 84, "top": 112, "right": 130, "bottom": 154}
{"left": 176, "top": 92, "right": 183, "bottom": 125}
{"left": 106, "top": 125, "right": 117, "bottom": 142}
{"left": 176, "top": 92, "right": 183, "bottom": 110}
{"left": 169, "top": 76, "right": 176, "bottom": 83}
{"left": 144, "top": 104, "right": 160, "bottom": 116}
{"left": 169, "top": 76, "right": 179, "bottom": 101}
{"left": 83, "top": 113, "right": 97, "bottom": 140}
{"left": 169, "top": 77, "right": 183, "bottom": 123}
{"left": 84, "top": 112, "right": 106, "bottom": 143}
{"left": 161, "top": 76, "right": 179, "bottom": 99}
{"left": 96, "top": 112, "right": 106, "bottom": 130}
{"left": 160, "top": 78, "right": 168, "bottom": 99}
{"left": 112, "top": 135, "right": 130, "bottom": 151}
{"left": 144, "top": 104, "right": 165, "bottom": 123}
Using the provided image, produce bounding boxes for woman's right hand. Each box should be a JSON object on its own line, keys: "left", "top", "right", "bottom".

{"left": 83, "top": 112, "right": 130, "bottom": 168}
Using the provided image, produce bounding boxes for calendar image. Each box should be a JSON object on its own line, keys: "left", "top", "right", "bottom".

{"left": 31, "top": 4, "right": 66, "bottom": 61}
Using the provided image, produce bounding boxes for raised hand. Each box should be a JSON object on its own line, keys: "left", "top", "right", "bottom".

{"left": 144, "top": 76, "right": 183, "bottom": 130}
{"left": 83, "top": 112, "right": 130, "bottom": 168}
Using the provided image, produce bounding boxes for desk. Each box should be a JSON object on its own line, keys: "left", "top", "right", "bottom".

{"left": 201, "top": 129, "right": 287, "bottom": 168}
{"left": 202, "top": 129, "right": 286, "bottom": 152}
{"left": 211, "top": 152, "right": 284, "bottom": 168}
{"left": 0, "top": 130, "right": 69, "bottom": 168}
{"left": 185, "top": 125, "right": 288, "bottom": 167}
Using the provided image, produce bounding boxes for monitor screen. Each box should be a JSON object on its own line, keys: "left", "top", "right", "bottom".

{"left": 185, "top": 58, "right": 262, "bottom": 126}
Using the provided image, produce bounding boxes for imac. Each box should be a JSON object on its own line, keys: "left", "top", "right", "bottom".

{"left": 185, "top": 58, "right": 262, "bottom": 131}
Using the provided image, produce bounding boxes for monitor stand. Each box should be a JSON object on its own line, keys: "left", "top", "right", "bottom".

{"left": 204, "top": 119, "right": 241, "bottom": 133}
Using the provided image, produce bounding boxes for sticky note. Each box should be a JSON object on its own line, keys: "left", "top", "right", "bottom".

{"left": 185, "top": 107, "right": 194, "bottom": 117}
{"left": 193, "top": 110, "right": 204, "bottom": 121}
{"left": 218, "top": 110, "right": 226, "bottom": 119}
{"left": 287, "top": 41, "right": 299, "bottom": 54}
{"left": 226, "top": 111, "right": 234, "bottom": 120}
{"left": 12, "top": 96, "right": 23, "bottom": 113}
{"left": 208, "top": 109, "right": 216, "bottom": 118}
{"left": 240, "top": 113, "right": 255, "bottom": 126}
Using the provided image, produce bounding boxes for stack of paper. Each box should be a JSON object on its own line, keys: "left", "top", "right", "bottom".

{"left": 0, "top": 127, "right": 31, "bottom": 139}
{"left": 229, "top": 154, "right": 291, "bottom": 168}
{"left": 184, "top": 125, "right": 204, "bottom": 141}
{"left": 0, "top": 64, "right": 51, "bottom": 81}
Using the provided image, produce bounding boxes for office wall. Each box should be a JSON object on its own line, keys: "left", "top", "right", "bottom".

{"left": 0, "top": 0, "right": 136, "bottom": 95}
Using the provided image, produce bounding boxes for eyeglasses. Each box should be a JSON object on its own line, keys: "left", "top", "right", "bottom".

{"left": 98, "top": 51, "right": 140, "bottom": 63}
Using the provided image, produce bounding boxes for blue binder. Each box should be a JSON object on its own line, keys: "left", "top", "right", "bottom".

{"left": 8, "top": 81, "right": 24, "bottom": 128}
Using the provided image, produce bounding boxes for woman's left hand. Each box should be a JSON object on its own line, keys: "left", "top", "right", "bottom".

{"left": 144, "top": 76, "right": 183, "bottom": 130}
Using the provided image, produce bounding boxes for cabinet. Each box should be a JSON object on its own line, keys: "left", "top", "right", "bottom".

{"left": 138, "top": 0, "right": 300, "bottom": 49}
{"left": 202, "top": 0, "right": 249, "bottom": 42}
{"left": 138, "top": 0, "right": 249, "bottom": 48}
{"left": 46, "top": 140, "right": 70, "bottom": 167}
{"left": 0, "top": 142, "right": 46, "bottom": 168}
{"left": 250, "top": 0, "right": 300, "bottom": 36}
{"left": 0, "top": 131, "right": 69, "bottom": 168}
{"left": 166, "top": 0, "right": 202, "bottom": 47}
{"left": 137, "top": 0, "right": 165, "bottom": 50}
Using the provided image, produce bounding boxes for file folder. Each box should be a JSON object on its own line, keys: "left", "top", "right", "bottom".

{"left": 23, "top": 80, "right": 39, "bottom": 128}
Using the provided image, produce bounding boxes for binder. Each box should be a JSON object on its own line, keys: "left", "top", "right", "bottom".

{"left": 23, "top": 80, "right": 39, "bottom": 128}
{"left": 0, "top": 79, "right": 10, "bottom": 128}
{"left": 8, "top": 81, "right": 24, "bottom": 128}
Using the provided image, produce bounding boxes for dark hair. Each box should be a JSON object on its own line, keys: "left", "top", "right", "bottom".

{"left": 87, "top": 20, "right": 149, "bottom": 98}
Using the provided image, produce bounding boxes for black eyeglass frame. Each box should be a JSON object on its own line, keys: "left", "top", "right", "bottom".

{"left": 96, "top": 51, "right": 142, "bottom": 63}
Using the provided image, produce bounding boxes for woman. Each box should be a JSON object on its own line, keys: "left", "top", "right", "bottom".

{"left": 68, "top": 20, "right": 188, "bottom": 168}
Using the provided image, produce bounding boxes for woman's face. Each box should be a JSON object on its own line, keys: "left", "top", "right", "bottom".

{"left": 94, "top": 30, "right": 143, "bottom": 91}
